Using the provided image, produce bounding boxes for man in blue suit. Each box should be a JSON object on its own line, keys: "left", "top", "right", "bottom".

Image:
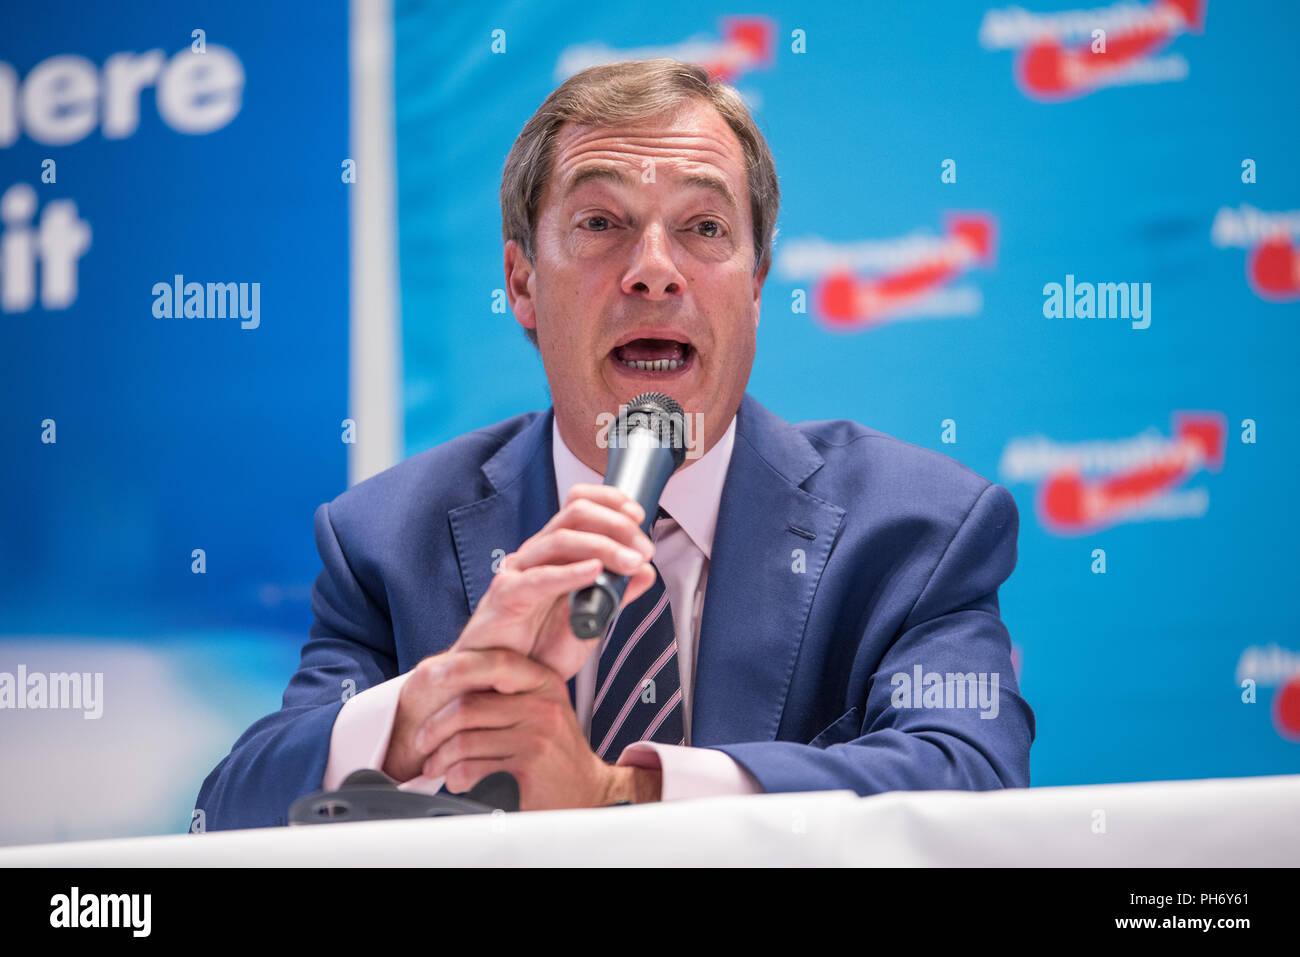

{"left": 196, "top": 58, "right": 1033, "bottom": 829}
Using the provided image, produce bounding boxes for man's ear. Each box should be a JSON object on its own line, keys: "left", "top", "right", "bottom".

{"left": 504, "top": 239, "right": 537, "bottom": 335}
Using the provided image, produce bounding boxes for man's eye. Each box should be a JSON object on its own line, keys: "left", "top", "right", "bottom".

{"left": 694, "top": 220, "right": 721, "bottom": 238}
{"left": 582, "top": 216, "right": 611, "bottom": 231}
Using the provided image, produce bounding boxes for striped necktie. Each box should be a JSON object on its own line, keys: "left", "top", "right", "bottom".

{"left": 588, "top": 507, "right": 684, "bottom": 760}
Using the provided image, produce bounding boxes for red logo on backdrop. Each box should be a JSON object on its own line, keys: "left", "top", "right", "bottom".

{"left": 1040, "top": 414, "right": 1224, "bottom": 533}
{"left": 979, "top": 0, "right": 1204, "bottom": 101}
{"left": 703, "top": 18, "right": 774, "bottom": 81}
{"left": 1276, "top": 678, "right": 1300, "bottom": 741}
{"left": 1247, "top": 234, "right": 1300, "bottom": 301}
{"left": 1236, "top": 646, "right": 1300, "bottom": 742}
{"left": 815, "top": 215, "right": 996, "bottom": 331}
{"left": 1210, "top": 205, "right": 1300, "bottom": 302}
{"left": 1000, "top": 413, "right": 1226, "bottom": 535}
{"left": 555, "top": 17, "right": 774, "bottom": 83}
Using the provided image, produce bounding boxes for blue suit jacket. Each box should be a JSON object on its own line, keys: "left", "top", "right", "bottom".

{"left": 196, "top": 392, "right": 1034, "bottom": 829}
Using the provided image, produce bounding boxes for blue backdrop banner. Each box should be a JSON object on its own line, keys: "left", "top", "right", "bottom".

{"left": 391, "top": 0, "right": 1300, "bottom": 789}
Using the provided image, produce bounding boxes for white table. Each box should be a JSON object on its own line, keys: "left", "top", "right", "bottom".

{"left": 2, "top": 774, "right": 1297, "bottom": 866}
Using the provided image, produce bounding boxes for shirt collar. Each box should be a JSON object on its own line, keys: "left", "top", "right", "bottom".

{"left": 552, "top": 412, "right": 736, "bottom": 560}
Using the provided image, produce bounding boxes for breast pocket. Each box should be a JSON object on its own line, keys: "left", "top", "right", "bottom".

{"left": 808, "top": 705, "right": 864, "bottom": 749}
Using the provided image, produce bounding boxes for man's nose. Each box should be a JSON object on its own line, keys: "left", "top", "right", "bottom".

{"left": 621, "top": 222, "right": 685, "bottom": 299}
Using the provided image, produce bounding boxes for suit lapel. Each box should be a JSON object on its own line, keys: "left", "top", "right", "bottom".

{"left": 448, "top": 407, "right": 559, "bottom": 619}
{"left": 691, "top": 394, "right": 846, "bottom": 746}
{"left": 447, "top": 407, "right": 586, "bottom": 710}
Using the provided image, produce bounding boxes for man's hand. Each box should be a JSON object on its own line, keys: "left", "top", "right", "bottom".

{"left": 383, "top": 484, "right": 658, "bottom": 788}
{"left": 455, "top": 482, "right": 657, "bottom": 680}
{"left": 417, "top": 648, "right": 659, "bottom": 810}
{"left": 382, "top": 646, "right": 661, "bottom": 808}
{"left": 383, "top": 646, "right": 545, "bottom": 783}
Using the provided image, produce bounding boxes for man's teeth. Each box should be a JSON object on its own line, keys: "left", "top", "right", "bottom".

{"left": 617, "top": 357, "right": 684, "bottom": 371}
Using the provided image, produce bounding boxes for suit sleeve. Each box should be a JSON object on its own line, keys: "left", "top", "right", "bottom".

{"left": 709, "top": 482, "right": 1035, "bottom": 796}
{"left": 193, "top": 501, "right": 399, "bottom": 830}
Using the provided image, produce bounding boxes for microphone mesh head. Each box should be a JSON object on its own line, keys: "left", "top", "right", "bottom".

{"left": 620, "top": 392, "right": 687, "bottom": 469}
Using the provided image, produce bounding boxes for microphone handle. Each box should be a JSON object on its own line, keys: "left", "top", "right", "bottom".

{"left": 568, "top": 439, "right": 676, "bottom": 639}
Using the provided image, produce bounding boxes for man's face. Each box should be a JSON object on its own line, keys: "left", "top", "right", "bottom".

{"left": 505, "top": 98, "right": 768, "bottom": 474}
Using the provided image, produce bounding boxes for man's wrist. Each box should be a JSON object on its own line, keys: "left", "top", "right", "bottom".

{"left": 603, "top": 764, "right": 662, "bottom": 805}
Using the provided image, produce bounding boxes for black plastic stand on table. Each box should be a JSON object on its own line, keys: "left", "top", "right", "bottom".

{"left": 288, "top": 768, "right": 520, "bottom": 824}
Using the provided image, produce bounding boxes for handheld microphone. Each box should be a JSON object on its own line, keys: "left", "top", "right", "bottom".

{"left": 568, "top": 391, "right": 688, "bottom": 640}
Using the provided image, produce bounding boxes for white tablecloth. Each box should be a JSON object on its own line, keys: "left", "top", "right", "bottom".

{"left": 2, "top": 773, "right": 1297, "bottom": 866}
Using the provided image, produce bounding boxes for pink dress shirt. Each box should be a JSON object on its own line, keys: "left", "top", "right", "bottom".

{"left": 322, "top": 414, "right": 763, "bottom": 803}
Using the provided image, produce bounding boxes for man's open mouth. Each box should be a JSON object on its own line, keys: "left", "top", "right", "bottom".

{"left": 609, "top": 337, "right": 696, "bottom": 375}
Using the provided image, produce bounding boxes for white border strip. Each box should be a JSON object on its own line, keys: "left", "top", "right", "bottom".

{"left": 348, "top": 0, "right": 403, "bottom": 485}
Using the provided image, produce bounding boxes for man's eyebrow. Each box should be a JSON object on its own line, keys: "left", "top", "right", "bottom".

{"left": 562, "top": 164, "right": 633, "bottom": 200}
{"left": 678, "top": 172, "right": 739, "bottom": 212}
{"left": 562, "top": 164, "right": 739, "bottom": 211}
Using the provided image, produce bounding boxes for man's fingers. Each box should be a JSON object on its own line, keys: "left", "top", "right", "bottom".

{"left": 415, "top": 667, "right": 568, "bottom": 760}
{"left": 485, "top": 557, "right": 605, "bottom": 617}
{"left": 533, "top": 497, "right": 653, "bottom": 560}
{"left": 562, "top": 483, "right": 645, "bottom": 523}
{"left": 415, "top": 691, "right": 525, "bottom": 756}
{"left": 620, "top": 562, "right": 657, "bottom": 607}
{"left": 405, "top": 647, "right": 556, "bottom": 735}
{"left": 448, "top": 647, "right": 556, "bottom": 694}
{"left": 437, "top": 755, "right": 516, "bottom": 795}
{"left": 510, "top": 527, "right": 649, "bottom": 577}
